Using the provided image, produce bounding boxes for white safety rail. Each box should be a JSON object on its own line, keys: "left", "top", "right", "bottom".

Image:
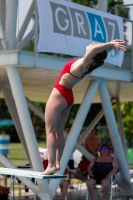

{"left": 0, "top": 167, "right": 67, "bottom": 180}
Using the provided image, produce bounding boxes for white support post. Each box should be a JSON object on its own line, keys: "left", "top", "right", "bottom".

{"left": 0, "top": 21, "right": 7, "bottom": 50}
{"left": 0, "top": 0, "right": 6, "bottom": 27}
{"left": 115, "top": 97, "right": 128, "bottom": 162}
{"left": 2, "top": 87, "right": 31, "bottom": 164}
{"left": 98, "top": 0, "right": 108, "bottom": 12}
{"left": 26, "top": 98, "right": 44, "bottom": 120}
{"left": 6, "top": 66, "right": 51, "bottom": 196}
{"left": 99, "top": 79, "right": 131, "bottom": 186}
{"left": 78, "top": 109, "right": 104, "bottom": 144}
{"left": 0, "top": 0, "right": 6, "bottom": 50}
{"left": 16, "top": 28, "right": 34, "bottom": 50}
{"left": 5, "top": 0, "right": 18, "bottom": 49}
{"left": 34, "top": 0, "right": 39, "bottom": 53}
{"left": 64, "top": 132, "right": 94, "bottom": 161}
{"left": 78, "top": 98, "right": 114, "bottom": 144}
{"left": 49, "top": 79, "right": 101, "bottom": 198}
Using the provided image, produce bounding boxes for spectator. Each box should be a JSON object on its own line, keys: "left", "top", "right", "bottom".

{"left": 83, "top": 128, "right": 101, "bottom": 156}
{"left": 86, "top": 144, "right": 118, "bottom": 200}
{"left": 74, "top": 155, "right": 90, "bottom": 181}
{"left": 60, "top": 180, "right": 69, "bottom": 200}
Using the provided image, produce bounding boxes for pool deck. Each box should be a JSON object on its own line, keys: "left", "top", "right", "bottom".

{"left": 9, "top": 181, "right": 133, "bottom": 200}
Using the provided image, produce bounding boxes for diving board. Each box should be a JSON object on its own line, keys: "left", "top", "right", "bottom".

{"left": 0, "top": 167, "right": 67, "bottom": 180}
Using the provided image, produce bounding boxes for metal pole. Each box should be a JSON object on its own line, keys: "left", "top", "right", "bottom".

{"left": 6, "top": 66, "right": 51, "bottom": 196}
{"left": 78, "top": 109, "right": 104, "bottom": 144}
{"left": 0, "top": 0, "right": 6, "bottom": 50}
{"left": 114, "top": 5, "right": 118, "bottom": 15}
{"left": 78, "top": 99, "right": 115, "bottom": 144}
{"left": 98, "top": 0, "right": 108, "bottom": 12}
{"left": 16, "top": 28, "right": 34, "bottom": 50}
{"left": 26, "top": 98, "right": 44, "bottom": 120}
{"left": 64, "top": 132, "right": 94, "bottom": 161}
{"left": 99, "top": 79, "right": 131, "bottom": 187}
{"left": 0, "top": 21, "right": 7, "bottom": 50}
{"left": 49, "top": 79, "right": 101, "bottom": 198}
{"left": 34, "top": 0, "right": 39, "bottom": 53}
{"left": 5, "top": 0, "right": 18, "bottom": 49}
{"left": 0, "top": 0, "right": 6, "bottom": 28}
{"left": 115, "top": 3, "right": 133, "bottom": 15}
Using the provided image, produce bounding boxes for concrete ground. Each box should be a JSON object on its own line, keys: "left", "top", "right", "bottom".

{"left": 9, "top": 182, "right": 133, "bottom": 200}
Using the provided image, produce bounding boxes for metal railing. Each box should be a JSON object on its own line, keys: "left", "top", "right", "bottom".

{"left": 122, "top": 53, "right": 132, "bottom": 70}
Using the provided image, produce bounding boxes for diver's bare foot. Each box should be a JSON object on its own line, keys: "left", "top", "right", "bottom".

{"left": 56, "top": 165, "right": 60, "bottom": 171}
{"left": 41, "top": 167, "right": 58, "bottom": 175}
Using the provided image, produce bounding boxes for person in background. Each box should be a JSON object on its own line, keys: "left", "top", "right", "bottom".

{"left": 86, "top": 144, "right": 118, "bottom": 200}
{"left": 74, "top": 155, "right": 90, "bottom": 181}
{"left": 83, "top": 128, "right": 101, "bottom": 156}
{"left": 60, "top": 180, "right": 69, "bottom": 200}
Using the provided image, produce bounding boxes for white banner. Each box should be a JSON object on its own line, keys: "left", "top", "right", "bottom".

{"left": 37, "top": 0, "right": 124, "bottom": 67}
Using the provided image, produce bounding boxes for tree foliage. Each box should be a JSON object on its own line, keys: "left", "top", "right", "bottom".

{"left": 121, "top": 103, "right": 133, "bottom": 147}
{"left": 71, "top": 0, "right": 129, "bottom": 18}
{"left": 112, "top": 102, "right": 133, "bottom": 147}
{"left": 71, "top": 0, "right": 98, "bottom": 8}
{"left": 107, "top": 0, "right": 129, "bottom": 18}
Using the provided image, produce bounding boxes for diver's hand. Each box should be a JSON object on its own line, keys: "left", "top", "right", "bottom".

{"left": 110, "top": 39, "right": 127, "bottom": 53}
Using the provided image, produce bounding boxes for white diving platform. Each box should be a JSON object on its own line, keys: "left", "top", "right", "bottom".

{"left": 0, "top": 167, "right": 67, "bottom": 180}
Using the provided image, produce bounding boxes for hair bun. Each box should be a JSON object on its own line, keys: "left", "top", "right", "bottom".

{"left": 89, "top": 60, "right": 104, "bottom": 74}
{"left": 88, "top": 50, "right": 107, "bottom": 74}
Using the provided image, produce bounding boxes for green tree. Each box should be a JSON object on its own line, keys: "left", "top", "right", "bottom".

{"left": 71, "top": 0, "right": 129, "bottom": 19}
{"left": 121, "top": 102, "right": 133, "bottom": 147}
{"left": 113, "top": 102, "right": 133, "bottom": 147}
{"left": 70, "top": 0, "right": 97, "bottom": 8}
{"left": 108, "top": 0, "right": 129, "bottom": 17}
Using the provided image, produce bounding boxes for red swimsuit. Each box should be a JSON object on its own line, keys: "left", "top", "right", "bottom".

{"left": 54, "top": 60, "right": 76, "bottom": 108}
{"left": 54, "top": 59, "right": 91, "bottom": 108}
